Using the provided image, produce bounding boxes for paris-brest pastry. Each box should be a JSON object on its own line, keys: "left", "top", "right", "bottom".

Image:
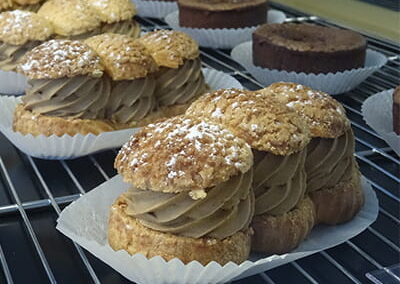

{"left": 186, "top": 89, "right": 315, "bottom": 255}
{"left": 85, "top": 33, "right": 160, "bottom": 126}
{"left": 14, "top": 39, "right": 116, "bottom": 136}
{"left": 138, "top": 30, "right": 207, "bottom": 116}
{"left": 109, "top": 116, "right": 254, "bottom": 265}
{"left": 260, "top": 82, "right": 364, "bottom": 225}
{"left": 38, "top": 0, "right": 140, "bottom": 40}
{"left": 0, "top": 10, "right": 53, "bottom": 71}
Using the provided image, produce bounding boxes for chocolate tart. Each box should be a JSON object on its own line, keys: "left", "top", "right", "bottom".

{"left": 178, "top": 0, "right": 268, "bottom": 29}
{"left": 252, "top": 23, "right": 367, "bottom": 74}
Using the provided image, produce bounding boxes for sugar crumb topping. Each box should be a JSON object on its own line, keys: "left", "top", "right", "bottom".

{"left": 18, "top": 39, "right": 103, "bottom": 79}
{"left": 186, "top": 88, "right": 311, "bottom": 155}
{"left": 139, "top": 29, "right": 199, "bottom": 68}
{"left": 0, "top": 10, "right": 53, "bottom": 45}
{"left": 259, "top": 82, "right": 350, "bottom": 138}
{"left": 115, "top": 116, "right": 253, "bottom": 192}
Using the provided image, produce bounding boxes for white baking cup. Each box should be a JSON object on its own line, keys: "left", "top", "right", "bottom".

{"left": 0, "top": 68, "right": 242, "bottom": 160}
{"left": 362, "top": 89, "right": 400, "bottom": 156}
{"left": 231, "top": 41, "right": 388, "bottom": 94}
{"left": 132, "top": 0, "right": 178, "bottom": 19}
{"left": 165, "top": 10, "right": 286, "bottom": 49}
{"left": 56, "top": 175, "right": 378, "bottom": 284}
{"left": 0, "top": 70, "right": 27, "bottom": 95}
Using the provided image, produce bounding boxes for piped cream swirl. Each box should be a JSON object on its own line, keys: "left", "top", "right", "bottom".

{"left": 155, "top": 58, "right": 207, "bottom": 106}
{"left": 253, "top": 150, "right": 307, "bottom": 216}
{"left": 101, "top": 19, "right": 140, "bottom": 38}
{"left": 124, "top": 170, "right": 254, "bottom": 240}
{"left": 106, "top": 77, "right": 156, "bottom": 123}
{"left": 22, "top": 75, "right": 111, "bottom": 119}
{"left": 306, "top": 128, "right": 355, "bottom": 192}
{"left": 0, "top": 40, "right": 39, "bottom": 71}
{"left": 65, "top": 20, "right": 141, "bottom": 40}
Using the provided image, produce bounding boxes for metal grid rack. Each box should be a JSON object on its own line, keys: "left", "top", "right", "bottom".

{"left": 0, "top": 3, "right": 399, "bottom": 284}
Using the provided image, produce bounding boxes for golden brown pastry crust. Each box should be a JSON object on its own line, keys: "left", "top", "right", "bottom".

{"left": 38, "top": 0, "right": 101, "bottom": 37}
{"left": 108, "top": 194, "right": 252, "bottom": 265}
{"left": 87, "top": 0, "right": 136, "bottom": 24}
{"left": 0, "top": 0, "right": 13, "bottom": 10}
{"left": 13, "top": 104, "right": 168, "bottom": 136}
{"left": 251, "top": 197, "right": 316, "bottom": 255}
{"left": 115, "top": 115, "right": 253, "bottom": 193}
{"left": 186, "top": 88, "right": 310, "bottom": 155}
{"left": 0, "top": 10, "right": 53, "bottom": 45}
{"left": 138, "top": 30, "right": 199, "bottom": 69}
{"left": 13, "top": 0, "right": 41, "bottom": 5}
{"left": 85, "top": 34, "right": 157, "bottom": 81}
{"left": 18, "top": 39, "right": 104, "bottom": 79}
{"left": 259, "top": 82, "right": 350, "bottom": 138}
{"left": 310, "top": 169, "right": 364, "bottom": 225}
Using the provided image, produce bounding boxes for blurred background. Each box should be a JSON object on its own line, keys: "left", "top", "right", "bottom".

{"left": 273, "top": 0, "right": 400, "bottom": 42}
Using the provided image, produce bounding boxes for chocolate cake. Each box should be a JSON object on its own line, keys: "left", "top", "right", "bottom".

{"left": 178, "top": 0, "right": 268, "bottom": 29}
{"left": 252, "top": 23, "right": 367, "bottom": 74}
{"left": 393, "top": 86, "right": 400, "bottom": 135}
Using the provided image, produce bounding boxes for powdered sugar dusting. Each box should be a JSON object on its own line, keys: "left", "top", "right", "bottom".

{"left": 18, "top": 39, "right": 103, "bottom": 79}
{"left": 0, "top": 10, "right": 52, "bottom": 45}
{"left": 117, "top": 117, "right": 252, "bottom": 191}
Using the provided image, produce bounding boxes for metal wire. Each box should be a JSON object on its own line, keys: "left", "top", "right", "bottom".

{"left": 0, "top": 158, "right": 57, "bottom": 284}
{"left": 0, "top": 4, "right": 398, "bottom": 283}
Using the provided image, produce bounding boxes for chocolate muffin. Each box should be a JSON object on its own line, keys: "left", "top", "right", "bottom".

{"left": 178, "top": 0, "right": 268, "bottom": 29}
{"left": 253, "top": 23, "right": 367, "bottom": 74}
{"left": 393, "top": 86, "right": 400, "bottom": 135}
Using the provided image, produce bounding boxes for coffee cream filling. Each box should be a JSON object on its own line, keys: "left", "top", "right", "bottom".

{"left": 0, "top": 40, "right": 40, "bottom": 72}
{"left": 101, "top": 19, "right": 140, "bottom": 39}
{"left": 155, "top": 58, "right": 207, "bottom": 106}
{"left": 124, "top": 169, "right": 254, "bottom": 240}
{"left": 106, "top": 77, "right": 156, "bottom": 124}
{"left": 22, "top": 75, "right": 111, "bottom": 119}
{"left": 253, "top": 149, "right": 307, "bottom": 216}
{"left": 66, "top": 19, "right": 141, "bottom": 40}
{"left": 306, "top": 128, "right": 355, "bottom": 193}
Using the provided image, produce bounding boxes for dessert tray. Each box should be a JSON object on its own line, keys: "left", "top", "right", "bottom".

{"left": 56, "top": 175, "right": 378, "bottom": 284}
{"left": 0, "top": 68, "right": 242, "bottom": 159}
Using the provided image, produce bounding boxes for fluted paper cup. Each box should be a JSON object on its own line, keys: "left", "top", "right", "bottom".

{"left": 362, "top": 89, "right": 400, "bottom": 156}
{"left": 0, "top": 70, "right": 27, "bottom": 95}
{"left": 56, "top": 175, "right": 378, "bottom": 284}
{"left": 0, "top": 68, "right": 242, "bottom": 159}
{"left": 164, "top": 10, "right": 286, "bottom": 49}
{"left": 231, "top": 41, "right": 388, "bottom": 94}
{"left": 132, "top": 0, "right": 178, "bottom": 19}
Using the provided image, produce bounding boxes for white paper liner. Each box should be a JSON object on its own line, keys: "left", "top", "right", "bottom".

{"left": 132, "top": 0, "right": 178, "bottom": 19}
{"left": 0, "top": 68, "right": 242, "bottom": 160}
{"left": 164, "top": 10, "right": 286, "bottom": 49}
{"left": 361, "top": 89, "right": 400, "bottom": 156}
{"left": 231, "top": 41, "right": 388, "bottom": 94}
{"left": 0, "top": 70, "right": 27, "bottom": 95}
{"left": 56, "top": 175, "right": 378, "bottom": 284}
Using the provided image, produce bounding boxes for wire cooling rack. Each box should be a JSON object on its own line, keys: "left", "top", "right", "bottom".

{"left": 0, "top": 3, "right": 399, "bottom": 284}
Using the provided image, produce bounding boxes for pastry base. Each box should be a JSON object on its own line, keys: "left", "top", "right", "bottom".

{"left": 251, "top": 197, "right": 315, "bottom": 255}
{"left": 310, "top": 170, "right": 364, "bottom": 225}
{"left": 108, "top": 194, "right": 252, "bottom": 265}
{"left": 12, "top": 104, "right": 185, "bottom": 137}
